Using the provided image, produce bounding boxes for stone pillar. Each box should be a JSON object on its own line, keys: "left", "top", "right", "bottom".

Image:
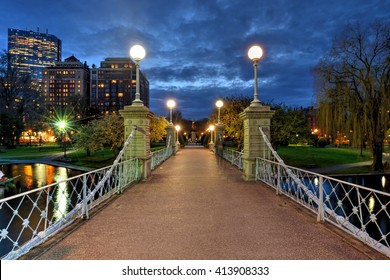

{"left": 165, "top": 124, "right": 177, "bottom": 154}
{"left": 239, "top": 105, "right": 274, "bottom": 181}
{"left": 215, "top": 124, "right": 224, "bottom": 156}
{"left": 120, "top": 105, "right": 154, "bottom": 180}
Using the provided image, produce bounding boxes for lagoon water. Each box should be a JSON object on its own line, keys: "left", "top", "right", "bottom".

{"left": 0, "top": 164, "right": 84, "bottom": 258}
{"left": 0, "top": 163, "right": 83, "bottom": 198}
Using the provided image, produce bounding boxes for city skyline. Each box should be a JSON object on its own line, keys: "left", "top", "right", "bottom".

{"left": 1, "top": 0, "right": 389, "bottom": 120}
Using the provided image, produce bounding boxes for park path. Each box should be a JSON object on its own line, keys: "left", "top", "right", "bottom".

{"left": 31, "top": 146, "right": 386, "bottom": 260}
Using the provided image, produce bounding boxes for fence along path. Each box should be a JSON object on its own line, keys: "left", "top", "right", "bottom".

{"left": 32, "top": 146, "right": 386, "bottom": 260}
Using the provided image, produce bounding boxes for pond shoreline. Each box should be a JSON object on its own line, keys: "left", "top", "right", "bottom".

{"left": 0, "top": 157, "right": 93, "bottom": 172}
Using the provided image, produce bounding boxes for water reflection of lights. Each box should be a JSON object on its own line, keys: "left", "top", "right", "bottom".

{"left": 368, "top": 195, "right": 375, "bottom": 213}
{"left": 381, "top": 176, "right": 386, "bottom": 189}
{"left": 23, "top": 165, "right": 33, "bottom": 189}
{"left": 34, "top": 164, "right": 46, "bottom": 188}
{"left": 314, "top": 177, "right": 319, "bottom": 186}
{"left": 53, "top": 168, "right": 69, "bottom": 221}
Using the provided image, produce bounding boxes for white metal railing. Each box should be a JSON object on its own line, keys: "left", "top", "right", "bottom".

{"left": 151, "top": 135, "right": 173, "bottom": 170}
{"left": 151, "top": 146, "right": 173, "bottom": 170}
{"left": 0, "top": 127, "right": 140, "bottom": 260}
{"left": 222, "top": 148, "right": 243, "bottom": 170}
{"left": 256, "top": 127, "right": 390, "bottom": 257}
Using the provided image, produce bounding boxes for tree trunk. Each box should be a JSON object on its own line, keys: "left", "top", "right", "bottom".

{"left": 371, "top": 141, "right": 383, "bottom": 171}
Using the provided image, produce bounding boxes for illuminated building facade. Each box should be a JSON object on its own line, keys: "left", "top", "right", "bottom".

{"left": 42, "top": 56, "right": 90, "bottom": 118}
{"left": 90, "top": 57, "right": 149, "bottom": 114}
{"left": 7, "top": 28, "right": 62, "bottom": 83}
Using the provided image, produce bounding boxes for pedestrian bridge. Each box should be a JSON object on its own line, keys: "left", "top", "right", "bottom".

{"left": 0, "top": 129, "right": 390, "bottom": 260}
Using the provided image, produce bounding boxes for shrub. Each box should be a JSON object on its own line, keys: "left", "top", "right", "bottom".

{"left": 317, "top": 137, "right": 327, "bottom": 148}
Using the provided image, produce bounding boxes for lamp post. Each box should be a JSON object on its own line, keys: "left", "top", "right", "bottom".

{"left": 56, "top": 120, "right": 68, "bottom": 158}
{"left": 167, "top": 99, "right": 176, "bottom": 125}
{"left": 248, "top": 45, "right": 263, "bottom": 107}
{"left": 216, "top": 100, "right": 223, "bottom": 125}
{"left": 209, "top": 125, "right": 215, "bottom": 144}
{"left": 175, "top": 125, "right": 180, "bottom": 145}
{"left": 130, "top": 44, "right": 146, "bottom": 106}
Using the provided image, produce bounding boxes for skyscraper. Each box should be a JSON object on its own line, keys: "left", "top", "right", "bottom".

{"left": 8, "top": 28, "right": 62, "bottom": 83}
{"left": 90, "top": 57, "right": 149, "bottom": 114}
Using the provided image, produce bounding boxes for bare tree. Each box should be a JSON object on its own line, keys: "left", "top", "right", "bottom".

{"left": 0, "top": 50, "right": 43, "bottom": 146}
{"left": 314, "top": 21, "right": 390, "bottom": 170}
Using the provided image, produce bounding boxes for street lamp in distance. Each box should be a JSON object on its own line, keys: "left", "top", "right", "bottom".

{"left": 167, "top": 99, "right": 176, "bottom": 125}
{"left": 209, "top": 125, "right": 215, "bottom": 144}
{"left": 216, "top": 100, "right": 223, "bottom": 125}
{"left": 56, "top": 120, "right": 68, "bottom": 158}
{"left": 175, "top": 125, "right": 180, "bottom": 145}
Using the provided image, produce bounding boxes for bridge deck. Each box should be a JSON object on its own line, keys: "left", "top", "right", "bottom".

{"left": 33, "top": 145, "right": 385, "bottom": 259}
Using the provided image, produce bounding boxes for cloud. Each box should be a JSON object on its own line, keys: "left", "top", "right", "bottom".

{"left": 1, "top": 0, "right": 389, "bottom": 119}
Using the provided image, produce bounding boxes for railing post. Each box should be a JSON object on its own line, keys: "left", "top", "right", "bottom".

{"left": 118, "top": 163, "right": 123, "bottom": 194}
{"left": 83, "top": 174, "right": 89, "bottom": 220}
{"left": 317, "top": 176, "right": 324, "bottom": 222}
{"left": 135, "top": 158, "right": 139, "bottom": 180}
{"left": 42, "top": 188, "right": 50, "bottom": 238}
{"left": 356, "top": 188, "right": 364, "bottom": 228}
{"left": 277, "top": 164, "right": 281, "bottom": 195}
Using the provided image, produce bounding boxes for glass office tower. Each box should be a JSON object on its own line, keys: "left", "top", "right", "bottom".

{"left": 8, "top": 28, "right": 62, "bottom": 83}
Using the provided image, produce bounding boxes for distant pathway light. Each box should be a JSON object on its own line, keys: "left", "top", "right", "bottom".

{"left": 209, "top": 125, "right": 215, "bottom": 144}
{"left": 167, "top": 99, "right": 176, "bottom": 125}
{"left": 216, "top": 100, "right": 223, "bottom": 125}
{"left": 175, "top": 125, "right": 180, "bottom": 145}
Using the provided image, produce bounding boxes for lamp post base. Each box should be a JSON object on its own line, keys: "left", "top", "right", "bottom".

{"left": 250, "top": 99, "right": 262, "bottom": 107}
{"left": 132, "top": 99, "right": 144, "bottom": 106}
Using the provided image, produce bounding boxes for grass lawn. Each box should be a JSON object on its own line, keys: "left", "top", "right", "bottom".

{"left": 0, "top": 144, "right": 65, "bottom": 157}
{"left": 276, "top": 146, "right": 372, "bottom": 169}
{"left": 0, "top": 143, "right": 170, "bottom": 169}
{"left": 67, "top": 148, "right": 116, "bottom": 169}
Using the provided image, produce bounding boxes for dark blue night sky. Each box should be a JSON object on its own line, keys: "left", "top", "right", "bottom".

{"left": 1, "top": 0, "right": 389, "bottom": 119}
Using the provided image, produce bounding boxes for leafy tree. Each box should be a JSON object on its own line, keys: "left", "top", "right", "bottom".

{"left": 209, "top": 95, "right": 251, "bottom": 150}
{"left": 95, "top": 114, "right": 124, "bottom": 157}
{"left": 271, "top": 105, "right": 310, "bottom": 148}
{"left": 150, "top": 116, "right": 168, "bottom": 142}
{"left": 74, "top": 123, "right": 103, "bottom": 156}
{"left": 314, "top": 21, "right": 390, "bottom": 170}
{"left": 210, "top": 96, "right": 311, "bottom": 150}
{"left": 75, "top": 114, "right": 124, "bottom": 157}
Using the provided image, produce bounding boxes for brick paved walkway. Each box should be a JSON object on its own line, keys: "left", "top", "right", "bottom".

{"left": 32, "top": 145, "right": 386, "bottom": 260}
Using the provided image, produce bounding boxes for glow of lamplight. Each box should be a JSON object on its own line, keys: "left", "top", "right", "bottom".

{"left": 53, "top": 168, "right": 69, "bottom": 222}
{"left": 368, "top": 195, "right": 375, "bottom": 213}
